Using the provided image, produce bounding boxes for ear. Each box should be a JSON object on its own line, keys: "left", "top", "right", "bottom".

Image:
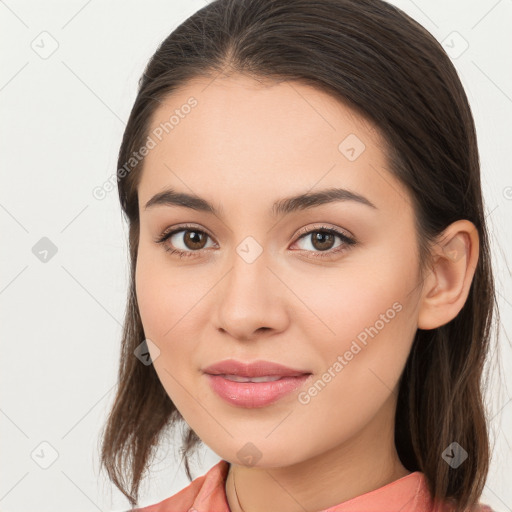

{"left": 417, "top": 220, "right": 479, "bottom": 330}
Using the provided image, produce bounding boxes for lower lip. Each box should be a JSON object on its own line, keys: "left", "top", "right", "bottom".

{"left": 205, "top": 374, "right": 311, "bottom": 408}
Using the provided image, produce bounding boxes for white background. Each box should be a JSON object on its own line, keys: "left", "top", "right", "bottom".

{"left": 0, "top": 1, "right": 511, "bottom": 511}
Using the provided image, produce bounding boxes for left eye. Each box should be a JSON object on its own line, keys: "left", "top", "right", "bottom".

{"left": 294, "top": 229, "right": 349, "bottom": 252}
{"left": 155, "top": 224, "right": 356, "bottom": 259}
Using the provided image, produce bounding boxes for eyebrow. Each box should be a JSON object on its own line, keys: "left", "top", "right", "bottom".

{"left": 144, "top": 186, "right": 377, "bottom": 217}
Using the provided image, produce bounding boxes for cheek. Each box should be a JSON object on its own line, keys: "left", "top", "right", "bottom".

{"left": 295, "top": 248, "right": 419, "bottom": 385}
{"left": 289, "top": 258, "right": 410, "bottom": 341}
{"left": 134, "top": 247, "right": 209, "bottom": 371}
{"left": 292, "top": 270, "right": 417, "bottom": 447}
{"left": 135, "top": 244, "right": 194, "bottom": 338}
{"left": 135, "top": 251, "right": 200, "bottom": 409}
{"left": 135, "top": 251, "right": 169, "bottom": 338}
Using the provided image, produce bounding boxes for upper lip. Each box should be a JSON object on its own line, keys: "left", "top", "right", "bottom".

{"left": 202, "top": 359, "right": 311, "bottom": 378}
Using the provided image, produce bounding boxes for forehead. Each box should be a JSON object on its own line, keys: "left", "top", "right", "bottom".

{"left": 138, "top": 74, "right": 408, "bottom": 214}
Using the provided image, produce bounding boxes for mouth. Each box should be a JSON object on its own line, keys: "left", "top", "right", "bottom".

{"left": 202, "top": 358, "right": 312, "bottom": 408}
{"left": 202, "top": 358, "right": 311, "bottom": 378}
{"left": 204, "top": 372, "right": 313, "bottom": 408}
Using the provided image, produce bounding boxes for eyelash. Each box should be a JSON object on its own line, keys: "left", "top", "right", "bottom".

{"left": 154, "top": 223, "right": 357, "bottom": 260}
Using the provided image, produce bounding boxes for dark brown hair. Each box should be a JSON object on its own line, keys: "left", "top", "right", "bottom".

{"left": 99, "top": 0, "right": 499, "bottom": 510}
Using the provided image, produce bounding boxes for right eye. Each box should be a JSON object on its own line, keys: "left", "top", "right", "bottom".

{"left": 154, "top": 224, "right": 217, "bottom": 258}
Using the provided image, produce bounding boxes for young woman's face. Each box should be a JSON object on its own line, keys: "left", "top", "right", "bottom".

{"left": 135, "top": 74, "right": 425, "bottom": 468}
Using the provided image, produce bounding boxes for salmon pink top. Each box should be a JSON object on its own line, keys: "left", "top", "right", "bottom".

{"left": 132, "top": 459, "right": 493, "bottom": 512}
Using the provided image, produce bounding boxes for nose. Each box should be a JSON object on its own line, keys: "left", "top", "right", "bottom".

{"left": 213, "top": 246, "right": 289, "bottom": 342}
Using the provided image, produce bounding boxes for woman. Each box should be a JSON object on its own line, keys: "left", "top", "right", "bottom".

{"left": 99, "top": 0, "right": 498, "bottom": 510}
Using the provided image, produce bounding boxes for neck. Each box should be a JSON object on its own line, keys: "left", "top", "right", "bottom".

{"left": 224, "top": 398, "right": 410, "bottom": 512}
{"left": 226, "top": 453, "right": 409, "bottom": 512}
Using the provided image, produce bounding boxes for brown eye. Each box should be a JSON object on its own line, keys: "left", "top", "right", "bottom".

{"left": 155, "top": 223, "right": 356, "bottom": 260}
{"left": 155, "top": 225, "right": 216, "bottom": 257}
{"left": 291, "top": 225, "right": 357, "bottom": 260}
{"left": 310, "top": 231, "right": 336, "bottom": 251}
{"left": 180, "top": 230, "right": 208, "bottom": 250}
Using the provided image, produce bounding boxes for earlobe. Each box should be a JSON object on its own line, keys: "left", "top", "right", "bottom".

{"left": 417, "top": 220, "right": 479, "bottom": 330}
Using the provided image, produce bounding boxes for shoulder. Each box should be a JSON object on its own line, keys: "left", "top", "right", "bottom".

{"left": 131, "top": 459, "right": 230, "bottom": 512}
{"left": 402, "top": 472, "right": 495, "bottom": 512}
{"left": 429, "top": 490, "right": 495, "bottom": 512}
{"left": 435, "top": 502, "right": 496, "bottom": 512}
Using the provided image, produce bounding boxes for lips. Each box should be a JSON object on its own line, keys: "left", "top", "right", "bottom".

{"left": 202, "top": 359, "right": 313, "bottom": 407}
{"left": 202, "top": 358, "right": 311, "bottom": 378}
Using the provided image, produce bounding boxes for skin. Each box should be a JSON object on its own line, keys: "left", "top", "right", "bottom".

{"left": 135, "top": 73, "right": 479, "bottom": 512}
